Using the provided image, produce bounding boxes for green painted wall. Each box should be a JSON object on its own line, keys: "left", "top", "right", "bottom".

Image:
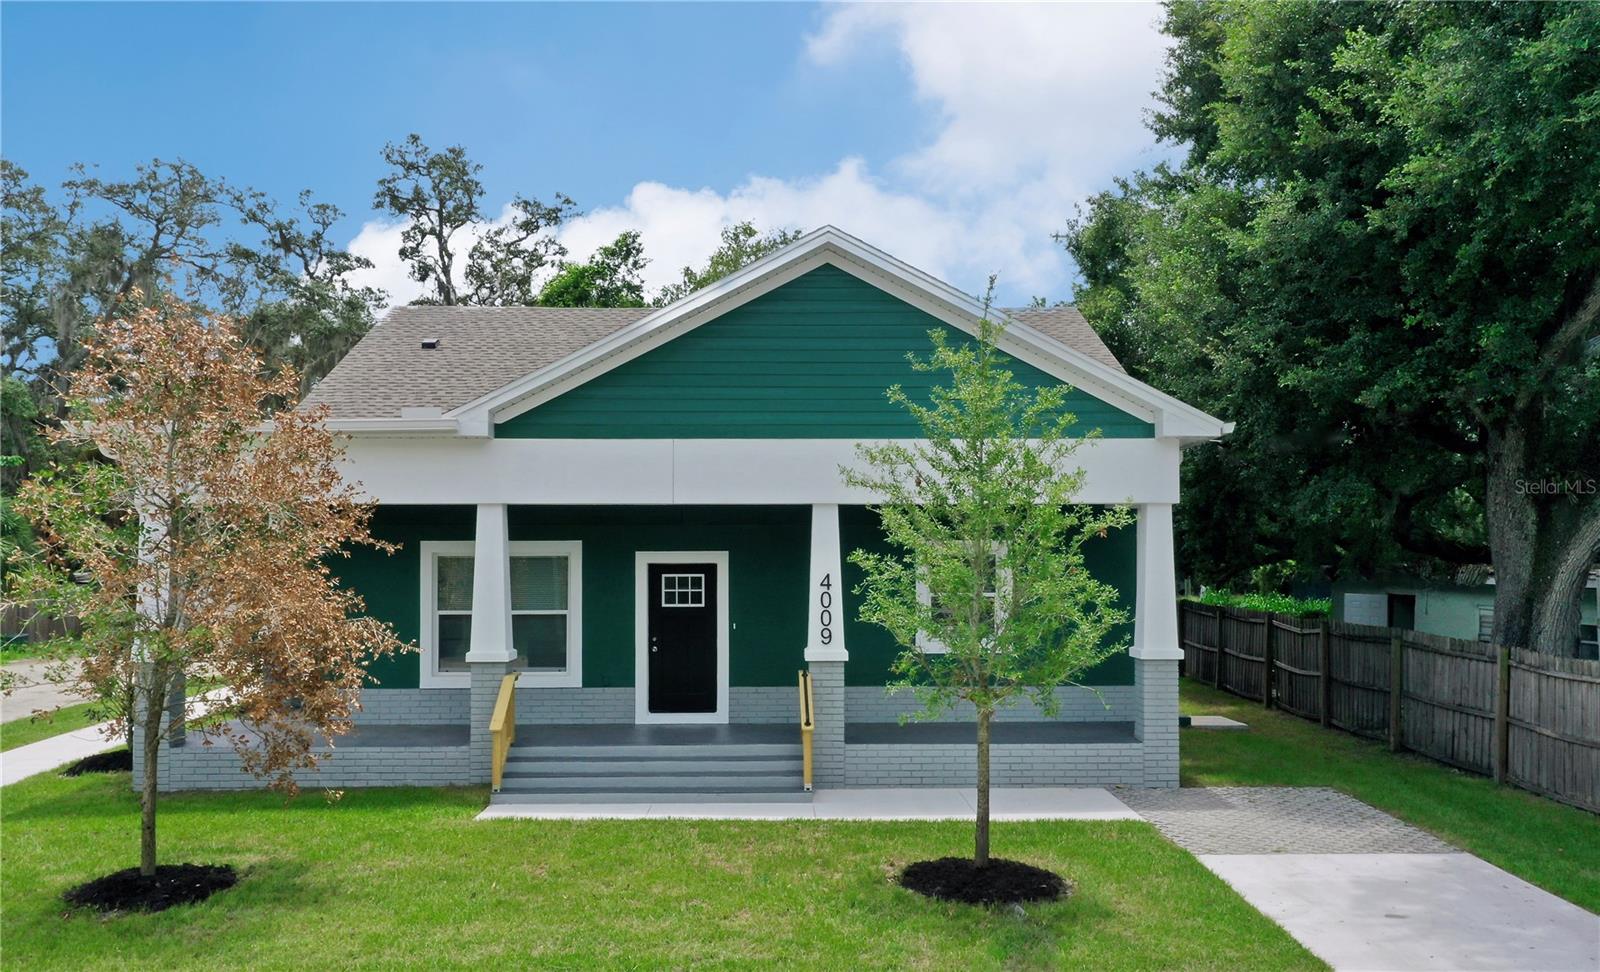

{"left": 838, "top": 506, "right": 1136, "bottom": 688}
{"left": 496, "top": 264, "right": 1153, "bottom": 439}
{"left": 343, "top": 505, "right": 809, "bottom": 690}
{"left": 343, "top": 504, "right": 1136, "bottom": 691}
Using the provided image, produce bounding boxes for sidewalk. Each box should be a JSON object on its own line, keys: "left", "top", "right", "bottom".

{"left": 1, "top": 690, "right": 229, "bottom": 788}
{"left": 478, "top": 786, "right": 1141, "bottom": 821}
{"left": 0, "top": 719, "right": 120, "bottom": 787}
{"left": 1118, "top": 787, "right": 1599, "bottom": 972}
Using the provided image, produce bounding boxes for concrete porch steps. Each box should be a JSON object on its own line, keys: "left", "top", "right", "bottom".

{"left": 492, "top": 732, "right": 809, "bottom": 804}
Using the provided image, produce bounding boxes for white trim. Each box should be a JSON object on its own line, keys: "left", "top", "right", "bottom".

{"left": 634, "top": 550, "right": 730, "bottom": 725}
{"left": 1131, "top": 504, "right": 1184, "bottom": 661}
{"left": 339, "top": 436, "right": 1182, "bottom": 506}
{"left": 419, "top": 539, "right": 584, "bottom": 688}
{"left": 443, "top": 226, "right": 1229, "bottom": 442}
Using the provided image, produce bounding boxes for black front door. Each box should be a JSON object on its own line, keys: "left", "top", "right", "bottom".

{"left": 647, "top": 562, "right": 718, "bottom": 714}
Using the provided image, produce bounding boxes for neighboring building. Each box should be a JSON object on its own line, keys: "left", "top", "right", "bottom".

{"left": 1333, "top": 572, "right": 1600, "bottom": 658}
{"left": 135, "top": 227, "right": 1229, "bottom": 802}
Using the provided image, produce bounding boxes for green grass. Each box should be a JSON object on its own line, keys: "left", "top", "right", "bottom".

{"left": 0, "top": 772, "right": 1321, "bottom": 971}
{"left": 1180, "top": 677, "right": 1600, "bottom": 911}
{"left": 0, "top": 700, "right": 106, "bottom": 752}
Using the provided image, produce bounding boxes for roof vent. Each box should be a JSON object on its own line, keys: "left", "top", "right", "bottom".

{"left": 420, "top": 337, "right": 441, "bottom": 349}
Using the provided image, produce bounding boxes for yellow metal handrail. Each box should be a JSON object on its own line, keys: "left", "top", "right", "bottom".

{"left": 489, "top": 673, "right": 517, "bottom": 793}
{"left": 797, "top": 669, "right": 815, "bottom": 792}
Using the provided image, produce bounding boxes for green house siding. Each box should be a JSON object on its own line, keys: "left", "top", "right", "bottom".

{"left": 838, "top": 506, "right": 1136, "bottom": 688}
{"left": 496, "top": 265, "right": 1152, "bottom": 439}
{"left": 344, "top": 505, "right": 810, "bottom": 690}
{"left": 343, "top": 504, "right": 1135, "bottom": 692}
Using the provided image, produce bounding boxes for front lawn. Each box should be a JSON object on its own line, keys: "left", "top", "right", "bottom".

{"left": 1, "top": 700, "right": 106, "bottom": 752}
{"left": 1181, "top": 678, "right": 1600, "bottom": 912}
{"left": 1, "top": 772, "right": 1320, "bottom": 971}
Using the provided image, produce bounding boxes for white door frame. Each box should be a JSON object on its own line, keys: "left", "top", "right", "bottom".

{"left": 634, "top": 550, "right": 730, "bottom": 725}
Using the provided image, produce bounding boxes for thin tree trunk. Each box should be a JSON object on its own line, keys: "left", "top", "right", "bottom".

{"left": 139, "top": 679, "right": 165, "bottom": 877}
{"left": 975, "top": 707, "right": 992, "bottom": 867}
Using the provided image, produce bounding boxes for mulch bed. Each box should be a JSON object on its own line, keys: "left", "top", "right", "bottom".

{"left": 63, "top": 864, "right": 237, "bottom": 913}
{"left": 62, "top": 749, "right": 132, "bottom": 776}
{"left": 900, "top": 857, "right": 1071, "bottom": 906}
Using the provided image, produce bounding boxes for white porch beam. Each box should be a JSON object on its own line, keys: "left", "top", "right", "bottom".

{"left": 1132, "top": 503, "right": 1184, "bottom": 661}
{"left": 804, "top": 503, "right": 848, "bottom": 663}
{"left": 464, "top": 503, "right": 517, "bottom": 663}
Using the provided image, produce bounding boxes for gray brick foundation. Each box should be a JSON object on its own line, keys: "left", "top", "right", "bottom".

{"left": 132, "top": 742, "right": 473, "bottom": 792}
{"left": 846, "top": 684, "right": 1135, "bottom": 723}
{"left": 844, "top": 742, "right": 1146, "bottom": 786}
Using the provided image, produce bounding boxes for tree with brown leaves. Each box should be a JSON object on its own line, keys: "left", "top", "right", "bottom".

{"left": 7, "top": 292, "right": 407, "bottom": 878}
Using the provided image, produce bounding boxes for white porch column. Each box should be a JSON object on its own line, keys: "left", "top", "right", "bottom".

{"left": 467, "top": 503, "right": 517, "bottom": 782}
{"left": 1132, "top": 503, "right": 1183, "bottom": 661}
{"left": 1132, "top": 503, "right": 1182, "bottom": 787}
{"left": 466, "top": 503, "right": 516, "bottom": 664}
{"left": 804, "top": 503, "right": 847, "bottom": 787}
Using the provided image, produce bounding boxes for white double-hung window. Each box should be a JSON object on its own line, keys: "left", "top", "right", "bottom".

{"left": 420, "top": 540, "right": 583, "bottom": 688}
{"left": 916, "top": 544, "right": 1008, "bottom": 654}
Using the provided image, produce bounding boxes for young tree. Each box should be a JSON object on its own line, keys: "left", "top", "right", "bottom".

{"left": 843, "top": 304, "right": 1132, "bottom": 866}
{"left": 653, "top": 221, "right": 801, "bottom": 305}
{"left": 8, "top": 292, "right": 407, "bottom": 878}
{"left": 536, "top": 230, "right": 649, "bottom": 308}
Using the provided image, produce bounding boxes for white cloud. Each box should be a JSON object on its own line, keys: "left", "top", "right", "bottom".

{"left": 351, "top": 4, "right": 1171, "bottom": 308}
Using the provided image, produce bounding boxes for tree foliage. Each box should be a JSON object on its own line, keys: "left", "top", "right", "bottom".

{"left": 2, "top": 159, "right": 383, "bottom": 490}
{"left": 373, "top": 133, "right": 574, "bottom": 306}
{"left": 536, "top": 230, "right": 649, "bottom": 308}
{"left": 1062, "top": 1, "right": 1600, "bottom": 652}
{"left": 6, "top": 293, "right": 407, "bottom": 876}
{"left": 654, "top": 221, "right": 801, "bottom": 305}
{"left": 843, "top": 303, "right": 1131, "bottom": 865}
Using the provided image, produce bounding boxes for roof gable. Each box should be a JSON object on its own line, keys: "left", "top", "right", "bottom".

{"left": 496, "top": 264, "right": 1153, "bottom": 439}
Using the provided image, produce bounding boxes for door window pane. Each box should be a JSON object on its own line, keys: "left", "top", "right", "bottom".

{"left": 515, "top": 614, "right": 568, "bottom": 672}
{"left": 511, "top": 556, "right": 568, "bottom": 611}
{"left": 437, "top": 614, "right": 471, "bottom": 671}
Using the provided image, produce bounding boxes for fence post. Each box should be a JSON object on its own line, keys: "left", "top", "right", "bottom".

{"left": 1262, "top": 615, "right": 1276, "bottom": 709}
{"left": 1215, "top": 609, "right": 1227, "bottom": 690}
{"left": 1388, "top": 635, "right": 1404, "bottom": 753}
{"left": 1493, "top": 644, "right": 1510, "bottom": 785}
{"left": 1318, "top": 621, "right": 1332, "bottom": 727}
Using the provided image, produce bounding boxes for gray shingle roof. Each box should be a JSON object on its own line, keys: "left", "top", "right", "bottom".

{"left": 302, "top": 303, "right": 1124, "bottom": 419}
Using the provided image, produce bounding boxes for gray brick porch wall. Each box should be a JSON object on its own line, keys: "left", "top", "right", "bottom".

{"left": 808, "top": 660, "right": 847, "bottom": 786}
{"left": 846, "top": 684, "right": 1136, "bottom": 724}
{"left": 1136, "top": 658, "right": 1180, "bottom": 787}
{"left": 132, "top": 742, "right": 473, "bottom": 791}
{"left": 844, "top": 742, "right": 1145, "bottom": 786}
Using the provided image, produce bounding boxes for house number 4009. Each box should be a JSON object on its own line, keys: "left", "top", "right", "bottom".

{"left": 818, "top": 573, "right": 834, "bottom": 645}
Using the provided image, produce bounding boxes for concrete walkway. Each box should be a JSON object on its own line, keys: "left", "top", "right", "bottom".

{"left": 1116, "top": 787, "right": 1599, "bottom": 972}
{"left": 1, "top": 690, "right": 230, "bottom": 788}
{"left": 0, "top": 718, "right": 121, "bottom": 787}
{"left": 478, "top": 786, "right": 1141, "bottom": 821}
{"left": 1, "top": 657, "right": 86, "bottom": 718}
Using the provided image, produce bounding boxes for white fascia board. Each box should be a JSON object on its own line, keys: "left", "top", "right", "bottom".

{"left": 444, "top": 226, "right": 1230, "bottom": 441}
{"left": 323, "top": 417, "right": 461, "bottom": 436}
{"left": 336, "top": 436, "right": 1181, "bottom": 506}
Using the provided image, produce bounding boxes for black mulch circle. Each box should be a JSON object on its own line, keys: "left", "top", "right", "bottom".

{"left": 62, "top": 748, "right": 133, "bottom": 776}
{"left": 900, "top": 857, "right": 1071, "bottom": 906}
{"left": 63, "top": 864, "right": 237, "bottom": 913}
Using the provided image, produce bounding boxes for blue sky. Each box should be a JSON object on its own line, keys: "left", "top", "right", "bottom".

{"left": 2, "top": 2, "right": 1176, "bottom": 306}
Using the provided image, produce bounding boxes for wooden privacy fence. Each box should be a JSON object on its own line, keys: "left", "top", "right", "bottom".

{"left": 1179, "top": 602, "right": 1600, "bottom": 813}
{"left": 1, "top": 603, "right": 80, "bottom": 646}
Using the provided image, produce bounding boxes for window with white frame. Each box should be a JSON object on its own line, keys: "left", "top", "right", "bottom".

{"left": 421, "top": 540, "right": 582, "bottom": 687}
{"left": 916, "top": 545, "right": 1007, "bottom": 654}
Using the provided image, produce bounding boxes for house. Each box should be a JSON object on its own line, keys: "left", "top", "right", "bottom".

{"left": 134, "top": 227, "right": 1230, "bottom": 802}
{"left": 1333, "top": 570, "right": 1600, "bottom": 659}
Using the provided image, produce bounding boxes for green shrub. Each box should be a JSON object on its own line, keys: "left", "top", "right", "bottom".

{"left": 1193, "top": 590, "right": 1331, "bottom": 618}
